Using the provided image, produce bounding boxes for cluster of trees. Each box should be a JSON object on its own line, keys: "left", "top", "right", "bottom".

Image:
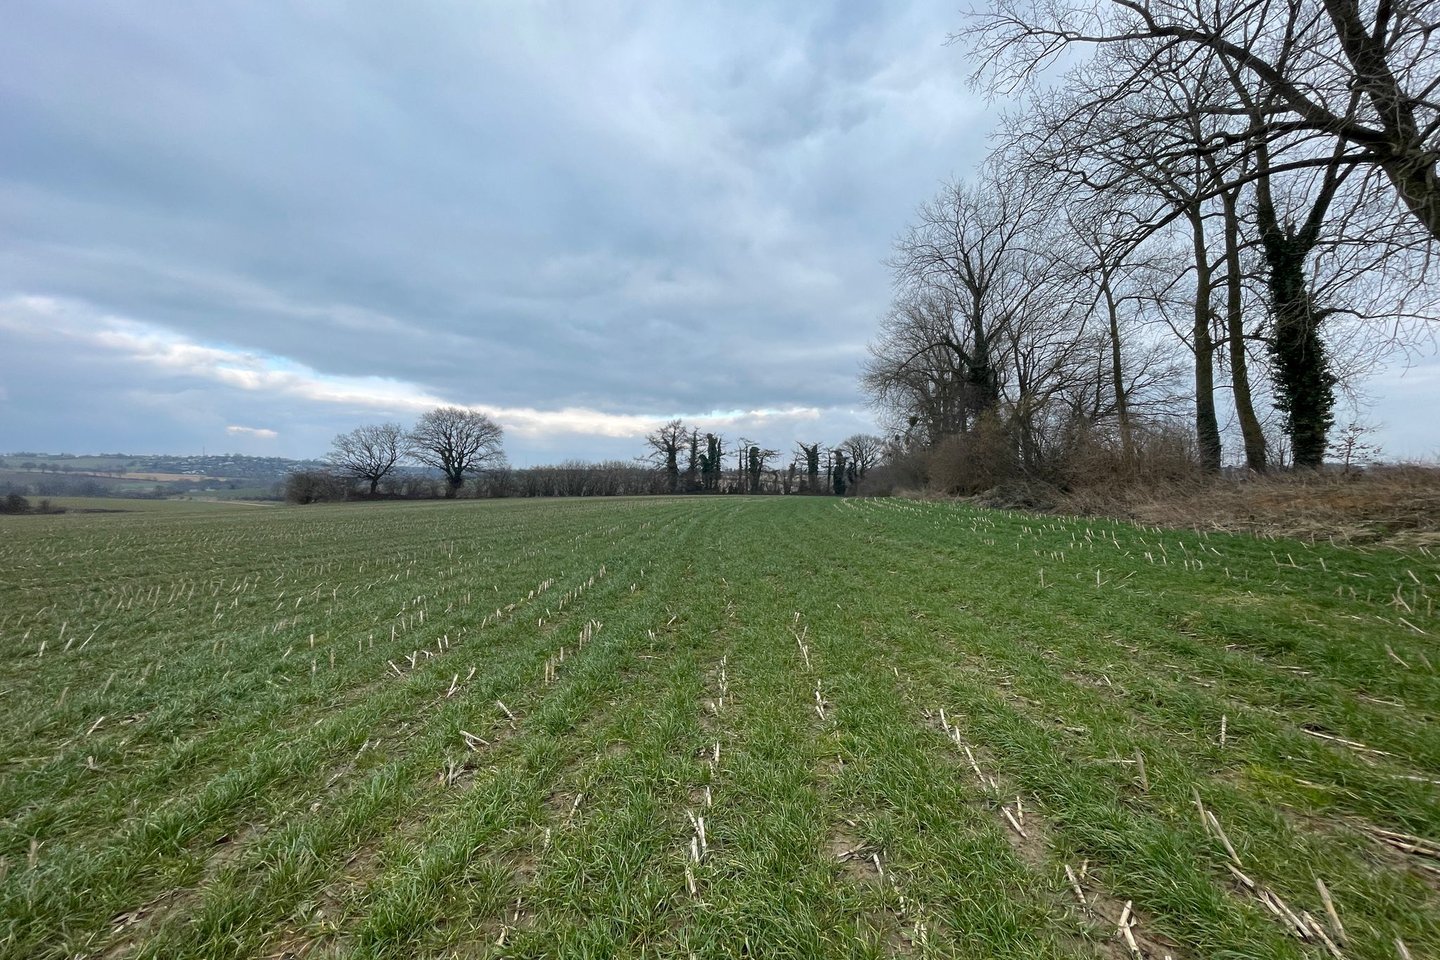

{"left": 864, "top": 0, "right": 1435, "bottom": 491}
{"left": 0, "top": 495, "right": 64, "bottom": 515}
{"left": 497, "top": 462, "right": 668, "bottom": 498}
{"left": 1, "top": 476, "right": 140, "bottom": 499}
{"left": 641, "top": 420, "right": 885, "bottom": 496}
{"left": 290, "top": 409, "right": 887, "bottom": 503}
{"left": 288, "top": 407, "right": 504, "bottom": 503}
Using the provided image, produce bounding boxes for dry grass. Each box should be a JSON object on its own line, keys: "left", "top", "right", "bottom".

{"left": 1050, "top": 465, "right": 1440, "bottom": 546}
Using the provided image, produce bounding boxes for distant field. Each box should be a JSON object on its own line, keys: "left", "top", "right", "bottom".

{"left": 16, "top": 497, "right": 273, "bottom": 515}
{"left": 109, "top": 472, "right": 216, "bottom": 482}
{"left": 0, "top": 497, "right": 1436, "bottom": 959}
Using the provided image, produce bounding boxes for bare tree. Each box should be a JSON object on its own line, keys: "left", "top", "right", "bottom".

{"left": 284, "top": 468, "right": 346, "bottom": 505}
{"left": 408, "top": 407, "right": 505, "bottom": 498}
{"left": 795, "top": 442, "right": 822, "bottom": 493}
{"left": 1329, "top": 420, "right": 1382, "bottom": 473}
{"left": 964, "top": 0, "right": 1440, "bottom": 241}
{"left": 643, "top": 419, "right": 686, "bottom": 493}
{"left": 865, "top": 167, "right": 1129, "bottom": 479}
{"left": 746, "top": 444, "right": 779, "bottom": 493}
{"left": 887, "top": 178, "right": 1045, "bottom": 426}
{"left": 862, "top": 290, "right": 974, "bottom": 443}
{"left": 329, "top": 422, "right": 403, "bottom": 495}
{"left": 1011, "top": 50, "right": 1246, "bottom": 471}
{"left": 841, "top": 434, "right": 885, "bottom": 481}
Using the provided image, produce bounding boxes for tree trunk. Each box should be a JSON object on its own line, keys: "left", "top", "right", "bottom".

{"left": 685, "top": 433, "right": 699, "bottom": 491}
{"left": 1099, "top": 274, "right": 1133, "bottom": 465}
{"left": 1253, "top": 173, "right": 1337, "bottom": 470}
{"left": 1187, "top": 208, "right": 1223, "bottom": 473}
{"left": 1220, "top": 189, "right": 1269, "bottom": 472}
{"left": 1263, "top": 234, "right": 1335, "bottom": 468}
{"left": 969, "top": 316, "right": 1000, "bottom": 418}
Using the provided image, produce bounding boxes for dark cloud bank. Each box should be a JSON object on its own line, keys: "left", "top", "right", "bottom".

{"left": 2, "top": 3, "right": 1434, "bottom": 462}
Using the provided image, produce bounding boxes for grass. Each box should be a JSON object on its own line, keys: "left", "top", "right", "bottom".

{"left": 0, "top": 496, "right": 1436, "bottom": 959}
{"left": 11, "top": 496, "right": 275, "bottom": 514}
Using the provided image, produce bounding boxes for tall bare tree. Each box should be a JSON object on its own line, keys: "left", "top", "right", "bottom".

{"left": 886, "top": 178, "right": 1047, "bottom": 425}
{"left": 408, "top": 407, "right": 505, "bottom": 499}
{"left": 643, "top": 419, "right": 686, "bottom": 493}
{"left": 866, "top": 167, "right": 1134, "bottom": 477}
{"left": 862, "top": 290, "right": 974, "bottom": 442}
{"left": 328, "top": 422, "right": 403, "bottom": 495}
{"left": 746, "top": 444, "right": 779, "bottom": 493}
{"left": 841, "top": 434, "right": 885, "bottom": 481}
{"left": 965, "top": 0, "right": 1440, "bottom": 241}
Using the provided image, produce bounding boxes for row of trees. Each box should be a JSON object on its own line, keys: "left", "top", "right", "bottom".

{"left": 288, "top": 407, "right": 502, "bottom": 503}
{"left": 288, "top": 459, "right": 673, "bottom": 502}
{"left": 297, "top": 409, "right": 887, "bottom": 503}
{"left": 321, "top": 407, "right": 505, "bottom": 499}
{"left": 863, "top": 0, "right": 1435, "bottom": 490}
{"left": 641, "top": 420, "right": 885, "bottom": 495}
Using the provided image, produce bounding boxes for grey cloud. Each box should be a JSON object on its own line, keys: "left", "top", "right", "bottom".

{"left": 1, "top": 2, "right": 990, "bottom": 460}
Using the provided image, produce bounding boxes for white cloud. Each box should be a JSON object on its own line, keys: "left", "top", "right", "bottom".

{"left": 0, "top": 294, "right": 852, "bottom": 450}
{"left": 226, "top": 424, "right": 278, "bottom": 439}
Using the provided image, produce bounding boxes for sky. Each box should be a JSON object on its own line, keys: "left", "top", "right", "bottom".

{"left": 1, "top": 2, "right": 1436, "bottom": 466}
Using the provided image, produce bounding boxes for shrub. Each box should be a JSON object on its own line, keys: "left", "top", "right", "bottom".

{"left": 926, "top": 417, "right": 1018, "bottom": 495}
{"left": 284, "top": 469, "right": 347, "bottom": 505}
{"left": 1052, "top": 421, "right": 1201, "bottom": 491}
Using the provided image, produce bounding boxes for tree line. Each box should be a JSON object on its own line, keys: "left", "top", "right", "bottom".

{"left": 862, "top": 0, "right": 1436, "bottom": 493}
{"left": 640, "top": 420, "right": 886, "bottom": 496}
{"left": 291, "top": 408, "right": 889, "bottom": 503}
{"left": 288, "top": 406, "right": 504, "bottom": 503}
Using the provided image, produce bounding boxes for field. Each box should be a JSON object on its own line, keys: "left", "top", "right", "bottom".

{"left": 1, "top": 497, "right": 1437, "bottom": 960}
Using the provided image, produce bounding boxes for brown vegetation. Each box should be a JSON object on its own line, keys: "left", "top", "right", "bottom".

{"left": 977, "top": 465, "right": 1440, "bottom": 546}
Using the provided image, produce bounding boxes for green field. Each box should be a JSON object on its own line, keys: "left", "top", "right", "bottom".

{"left": 1, "top": 497, "right": 1437, "bottom": 959}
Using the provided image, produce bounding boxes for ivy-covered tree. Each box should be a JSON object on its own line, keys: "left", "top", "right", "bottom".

{"left": 699, "top": 433, "right": 723, "bottom": 492}
{"left": 643, "top": 419, "right": 686, "bottom": 493}
{"left": 684, "top": 429, "right": 701, "bottom": 491}
{"left": 747, "top": 445, "right": 779, "bottom": 493}
{"left": 797, "top": 442, "right": 821, "bottom": 494}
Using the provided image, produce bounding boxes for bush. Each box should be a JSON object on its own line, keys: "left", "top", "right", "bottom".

{"left": 284, "top": 469, "right": 348, "bottom": 505}
{"left": 1, "top": 494, "right": 31, "bottom": 514}
{"left": 1052, "top": 421, "right": 1201, "bottom": 491}
{"left": 848, "top": 468, "right": 896, "bottom": 497}
{"left": 926, "top": 417, "right": 1018, "bottom": 495}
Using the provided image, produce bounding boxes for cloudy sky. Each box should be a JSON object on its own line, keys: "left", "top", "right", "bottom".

{"left": 1, "top": 2, "right": 1436, "bottom": 465}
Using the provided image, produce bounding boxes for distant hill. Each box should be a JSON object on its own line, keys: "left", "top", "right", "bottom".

{"left": 0, "top": 452, "right": 327, "bottom": 499}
